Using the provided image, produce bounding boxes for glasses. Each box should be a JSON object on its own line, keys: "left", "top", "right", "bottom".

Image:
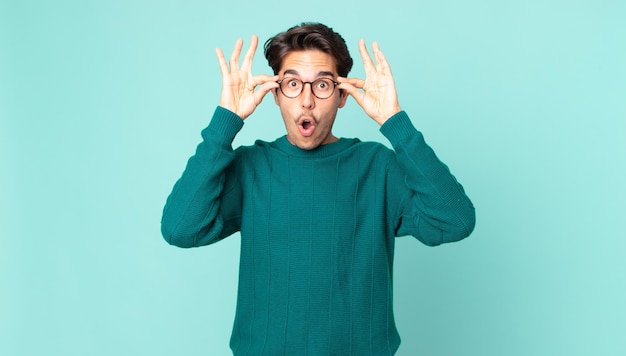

{"left": 276, "top": 77, "right": 338, "bottom": 99}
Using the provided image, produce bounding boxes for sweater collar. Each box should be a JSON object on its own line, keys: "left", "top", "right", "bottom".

{"left": 271, "top": 135, "right": 360, "bottom": 158}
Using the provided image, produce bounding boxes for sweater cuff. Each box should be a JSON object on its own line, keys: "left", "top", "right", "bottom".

{"left": 379, "top": 111, "right": 420, "bottom": 145}
{"left": 205, "top": 106, "right": 245, "bottom": 143}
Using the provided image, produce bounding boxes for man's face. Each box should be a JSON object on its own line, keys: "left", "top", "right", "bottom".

{"left": 273, "top": 50, "right": 348, "bottom": 150}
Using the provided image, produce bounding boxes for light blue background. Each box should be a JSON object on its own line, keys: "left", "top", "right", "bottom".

{"left": 2, "top": 0, "right": 624, "bottom": 355}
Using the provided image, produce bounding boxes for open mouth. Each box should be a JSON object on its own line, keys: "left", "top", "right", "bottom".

{"left": 298, "top": 118, "right": 315, "bottom": 137}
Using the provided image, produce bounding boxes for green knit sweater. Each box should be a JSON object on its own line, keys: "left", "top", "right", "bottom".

{"left": 161, "top": 106, "right": 475, "bottom": 355}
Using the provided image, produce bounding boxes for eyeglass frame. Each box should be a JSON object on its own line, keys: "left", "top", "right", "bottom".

{"left": 276, "top": 77, "right": 339, "bottom": 99}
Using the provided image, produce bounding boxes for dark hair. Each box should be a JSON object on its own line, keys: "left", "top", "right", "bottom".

{"left": 264, "top": 22, "right": 353, "bottom": 77}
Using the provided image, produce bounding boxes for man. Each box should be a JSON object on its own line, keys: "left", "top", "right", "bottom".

{"left": 161, "top": 23, "right": 475, "bottom": 355}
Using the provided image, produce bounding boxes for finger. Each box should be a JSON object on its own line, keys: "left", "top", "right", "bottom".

{"left": 358, "top": 39, "right": 375, "bottom": 74}
{"left": 337, "top": 81, "right": 365, "bottom": 105}
{"left": 236, "top": 74, "right": 278, "bottom": 93}
{"left": 241, "top": 35, "right": 258, "bottom": 72}
{"left": 229, "top": 38, "right": 244, "bottom": 71}
{"left": 253, "top": 80, "right": 280, "bottom": 105}
{"left": 337, "top": 81, "right": 358, "bottom": 95}
{"left": 372, "top": 42, "right": 392, "bottom": 74}
{"left": 253, "top": 74, "right": 279, "bottom": 86}
{"left": 338, "top": 77, "right": 365, "bottom": 89}
{"left": 215, "top": 47, "right": 229, "bottom": 75}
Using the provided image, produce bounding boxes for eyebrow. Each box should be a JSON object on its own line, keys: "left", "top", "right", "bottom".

{"left": 283, "top": 69, "right": 335, "bottom": 78}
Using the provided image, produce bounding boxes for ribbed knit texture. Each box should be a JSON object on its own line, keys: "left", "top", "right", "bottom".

{"left": 161, "top": 106, "right": 475, "bottom": 355}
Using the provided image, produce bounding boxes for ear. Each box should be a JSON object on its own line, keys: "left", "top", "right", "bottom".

{"left": 273, "top": 88, "right": 279, "bottom": 105}
{"left": 337, "top": 89, "right": 348, "bottom": 109}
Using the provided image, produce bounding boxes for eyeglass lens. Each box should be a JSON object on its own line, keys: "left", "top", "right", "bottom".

{"left": 279, "top": 78, "right": 336, "bottom": 99}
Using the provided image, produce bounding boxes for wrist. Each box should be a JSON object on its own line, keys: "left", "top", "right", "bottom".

{"left": 206, "top": 106, "right": 245, "bottom": 142}
{"left": 374, "top": 106, "right": 402, "bottom": 126}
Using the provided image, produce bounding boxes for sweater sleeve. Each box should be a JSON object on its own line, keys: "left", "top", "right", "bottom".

{"left": 160, "top": 106, "right": 245, "bottom": 248}
{"left": 380, "top": 111, "right": 476, "bottom": 246}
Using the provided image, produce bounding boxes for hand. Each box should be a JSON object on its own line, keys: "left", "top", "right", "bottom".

{"left": 215, "top": 35, "right": 278, "bottom": 120}
{"left": 338, "top": 40, "right": 402, "bottom": 125}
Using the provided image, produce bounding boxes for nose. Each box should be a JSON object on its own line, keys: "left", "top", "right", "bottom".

{"left": 301, "top": 82, "right": 315, "bottom": 109}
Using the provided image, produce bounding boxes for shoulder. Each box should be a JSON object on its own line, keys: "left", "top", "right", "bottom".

{"left": 336, "top": 139, "right": 398, "bottom": 172}
{"left": 233, "top": 139, "right": 272, "bottom": 158}
{"left": 350, "top": 139, "right": 395, "bottom": 158}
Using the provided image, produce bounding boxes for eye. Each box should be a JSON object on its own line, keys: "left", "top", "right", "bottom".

{"left": 286, "top": 79, "right": 301, "bottom": 88}
{"left": 315, "top": 79, "right": 332, "bottom": 90}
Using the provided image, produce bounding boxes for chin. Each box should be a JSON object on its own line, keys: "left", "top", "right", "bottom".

{"left": 296, "top": 141, "right": 321, "bottom": 151}
{"left": 288, "top": 136, "right": 319, "bottom": 151}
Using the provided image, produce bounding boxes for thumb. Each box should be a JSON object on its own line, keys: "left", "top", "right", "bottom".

{"left": 337, "top": 79, "right": 366, "bottom": 106}
{"left": 253, "top": 80, "right": 280, "bottom": 106}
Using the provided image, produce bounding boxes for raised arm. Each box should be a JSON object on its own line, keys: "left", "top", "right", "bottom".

{"left": 160, "top": 107, "right": 245, "bottom": 247}
{"left": 341, "top": 39, "right": 475, "bottom": 244}
{"left": 161, "top": 36, "right": 275, "bottom": 247}
{"left": 381, "top": 112, "right": 476, "bottom": 246}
